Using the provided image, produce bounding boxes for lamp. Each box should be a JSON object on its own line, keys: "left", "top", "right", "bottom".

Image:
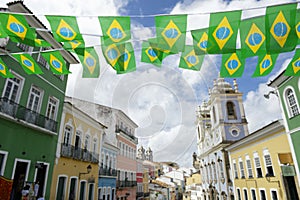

{"left": 79, "top": 165, "right": 92, "bottom": 179}
{"left": 264, "top": 90, "right": 278, "bottom": 99}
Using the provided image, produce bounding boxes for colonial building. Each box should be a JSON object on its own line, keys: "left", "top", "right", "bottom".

{"left": 64, "top": 96, "right": 139, "bottom": 200}
{"left": 268, "top": 73, "right": 300, "bottom": 195}
{"left": 0, "top": 1, "right": 78, "bottom": 199}
{"left": 195, "top": 78, "right": 249, "bottom": 199}
{"left": 50, "top": 101, "right": 106, "bottom": 200}
{"left": 184, "top": 172, "right": 202, "bottom": 200}
{"left": 225, "top": 120, "right": 299, "bottom": 200}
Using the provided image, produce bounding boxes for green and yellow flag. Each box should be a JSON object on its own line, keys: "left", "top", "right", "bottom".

{"left": 63, "top": 40, "right": 85, "bottom": 51}
{"left": 101, "top": 37, "right": 124, "bottom": 69}
{"left": 99, "top": 16, "right": 131, "bottom": 46}
{"left": 284, "top": 49, "right": 300, "bottom": 76}
{"left": 12, "top": 53, "right": 43, "bottom": 75}
{"left": 296, "top": 9, "right": 300, "bottom": 44}
{"left": 115, "top": 42, "right": 136, "bottom": 74}
{"left": 266, "top": 3, "right": 297, "bottom": 53}
{"left": 252, "top": 54, "right": 278, "bottom": 77}
{"left": 240, "top": 16, "right": 266, "bottom": 58}
{"left": 0, "top": 13, "right": 36, "bottom": 46}
{"left": 34, "top": 38, "right": 51, "bottom": 47}
{"left": 0, "top": 22, "right": 8, "bottom": 38}
{"left": 179, "top": 45, "right": 204, "bottom": 71}
{"left": 191, "top": 28, "right": 208, "bottom": 55}
{"left": 155, "top": 14, "right": 187, "bottom": 53}
{"left": 41, "top": 51, "right": 70, "bottom": 75}
{"left": 75, "top": 47, "right": 100, "bottom": 78}
{"left": 0, "top": 57, "right": 14, "bottom": 78}
{"left": 220, "top": 50, "right": 245, "bottom": 77}
{"left": 46, "top": 16, "right": 83, "bottom": 42}
{"left": 207, "top": 10, "right": 241, "bottom": 54}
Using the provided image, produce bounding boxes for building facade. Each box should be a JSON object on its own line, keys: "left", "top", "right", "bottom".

{"left": 195, "top": 78, "right": 249, "bottom": 199}
{"left": 184, "top": 172, "right": 202, "bottom": 200}
{"left": 50, "top": 101, "right": 105, "bottom": 200}
{"left": 226, "top": 120, "right": 299, "bottom": 200}
{"left": 0, "top": 2, "right": 78, "bottom": 199}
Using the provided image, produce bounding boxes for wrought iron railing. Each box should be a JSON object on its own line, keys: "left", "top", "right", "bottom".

{"left": 115, "top": 125, "right": 138, "bottom": 142}
{"left": 60, "top": 143, "right": 99, "bottom": 163}
{"left": 0, "top": 97, "right": 57, "bottom": 132}
{"left": 99, "top": 166, "right": 117, "bottom": 176}
{"left": 117, "top": 180, "right": 137, "bottom": 188}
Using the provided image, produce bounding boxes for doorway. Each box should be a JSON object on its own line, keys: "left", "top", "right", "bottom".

{"left": 10, "top": 160, "right": 29, "bottom": 200}
{"left": 34, "top": 163, "right": 48, "bottom": 198}
{"left": 283, "top": 176, "right": 299, "bottom": 200}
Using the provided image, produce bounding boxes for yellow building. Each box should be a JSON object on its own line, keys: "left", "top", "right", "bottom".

{"left": 50, "top": 101, "right": 106, "bottom": 200}
{"left": 225, "top": 120, "right": 300, "bottom": 200}
{"left": 185, "top": 173, "right": 202, "bottom": 200}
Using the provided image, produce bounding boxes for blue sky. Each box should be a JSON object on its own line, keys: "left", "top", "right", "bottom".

{"left": 1, "top": 0, "right": 297, "bottom": 167}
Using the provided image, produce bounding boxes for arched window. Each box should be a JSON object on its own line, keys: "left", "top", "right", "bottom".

{"left": 212, "top": 106, "right": 216, "bottom": 123}
{"left": 226, "top": 101, "right": 237, "bottom": 120}
{"left": 63, "top": 126, "right": 72, "bottom": 145}
{"left": 285, "top": 88, "right": 299, "bottom": 117}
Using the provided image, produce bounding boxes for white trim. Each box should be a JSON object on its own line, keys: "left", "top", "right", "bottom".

{"left": 11, "top": 158, "right": 31, "bottom": 181}
{"left": 55, "top": 175, "right": 68, "bottom": 200}
{"left": 26, "top": 85, "right": 44, "bottom": 113}
{"left": 46, "top": 95, "right": 59, "bottom": 121}
{"left": 88, "top": 183, "right": 95, "bottom": 200}
{"left": 243, "top": 188, "right": 249, "bottom": 200}
{"left": 0, "top": 150, "right": 8, "bottom": 176}
{"left": 263, "top": 149, "right": 275, "bottom": 177}
{"left": 79, "top": 180, "right": 87, "bottom": 200}
{"left": 98, "top": 187, "right": 103, "bottom": 199}
{"left": 270, "top": 188, "right": 279, "bottom": 200}
{"left": 33, "top": 161, "right": 49, "bottom": 198}
{"left": 282, "top": 86, "right": 300, "bottom": 118}
{"left": 1, "top": 71, "right": 24, "bottom": 104}
{"left": 68, "top": 176, "right": 78, "bottom": 200}
{"left": 250, "top": 188, "right": 257, "bottom": 200}
{"left": 56, "top": 111, "right": 66, "bottom": 158}
{"left": 259, "top": 188, "right": 268, "bottom": 200}
{"left": 236, "top": 187, "right": 241, "bottom": 200}
{"left": 287, "top": 134, "right": 300, "bottom": 186}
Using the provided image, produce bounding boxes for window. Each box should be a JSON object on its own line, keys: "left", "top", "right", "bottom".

{"left": 251, "top": 189, "right": 257, "bottom": 200}
{"left": 75, "top": 131, "right": 82, "bottom": 149}
{"left": 46, "top": 96, "right": 58, "bottom": 120}
{"left": 2, "top": 74, "right": 23, "bottom": 103}
{"left": 84, "top": 135, "right": 90, "bottom": 150}
{"left": 88, "top": 183, "right": 94, "bottom": 200}
{"left": 63, "top": 126, "right": 72, "bottom": 145}
{"left": 69, "top": 177, "right": 77, "bottom": 200}
{"left": 227, "top": 101, "right": 237, "bottom": 120}
{"left": 246, "top": 156, "right": 253, "bottom": 178}
{"left": 263, "top": 150, "right": 274, "bottom": 176}
{"left": 239, "top": 158, "right": 245, "bottom": 178}
{"left": 0, "top": 151, "right": 8, "bottom": 176}
{"left": 233, "top": 160, "right": 238, "bottom": 179}
{"left": 37, "top": 47, "right": 50, "bottom": 69}
{"left": 17, "top": 43, "right": 33, "bottom": 53}
{"left": 213, "top": 163, "right": 217, "bottom": 180}
{"left": 79, "top": 181, "right": 86, "bottom": 200}
{"left": 106, "top": 187, "right": 111, "bottom": 200}
{"left": 93, "top": 138, "right": 97, "bottom": 153}
{"left": 260, "top": 190, "right": 266, "bottom": 200}
{"left": 56, "top": 176, "right": 67, "bottom": 200}
{"left": 271, "top": 190, "right": 278, "bottom": 200}
{"left": 27, "top": 86, "right": 43, "bottom": 112}
{"left": 253, "top": 153, "right": 263, "bottom": 178}
{"left": 285, "top": 88, "right": 299, "bottom": 117}
{"left": 212, "top": 106, "right": 216, "bottom": 123}
{"left": 218, "top": 160, "right": 224, "bottom": 179}
{"left": 98, "top": 188, "right": 102, "bottom": 200}
{"left": 244, "top": 189, "right": 248, "bottom": 200}
{"left": 237, "top": 188, "right": 241, "bottom": 200}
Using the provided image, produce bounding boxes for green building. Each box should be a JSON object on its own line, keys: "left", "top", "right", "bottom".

{"left": 268, "top": 73, "right": 300, "bottom": 197}
{"left": 0, "top": 2, "right": 78, "bottom": 200}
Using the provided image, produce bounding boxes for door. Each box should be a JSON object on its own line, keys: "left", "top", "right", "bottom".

{"left": 56, "top": 176, "right": 66, "bottom": 200}
{"left": 11, "top": 161, "right": 29, "bottom": 200}
{"left": 283, "top": 176, "right": 299, "bottom": 200}
{"left": 35, "top": 163, "right": 48, "bottom": 198}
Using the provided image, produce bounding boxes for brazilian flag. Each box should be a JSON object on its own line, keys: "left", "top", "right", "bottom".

{"left": 0, "top": 57, "right": 14, "bottom": 78}
{"left": 191, "top": 28, "right": 208, "bottom": 55}
{"left": 46, "top": 15, "right": 84, "bottom": 42}
{"left": 12, "top": 53, "right": 43, "bottom": 75}
{"left": 0, "top": 13, "right": 36, "bottom": 46}
{"left": 75, "top": 47, "right": 100, "bottom": 78}
{"left": 41, "top": 51, "right": 70, "bottom": 75}
{"left": 240, "top": 16, "right": 266, "bottom": 58}
{"left": 252, "top": 54, "right": 278, "bottom": 77}
{"left": 155, "top": 14, "right": 187, "bottom": 53}
{"left": 207, "top": 10, "right": 241, "bottom": 54}
{"left": 34, "top": 38, "right": 51, "bottom": 47}
{"left": 115, "top": 42, "right": 136, "bottom": 74}
{"left": 220, "top": 50, "right": 245, "bottom": 78}
{"left": 99, "top": 16, "right": 131, "bottom": 46}
{"left": 0, "top": 22, "right": 8, "bottom": 38}
{"left": 284, "top": 49, "right": 300, "bottom": 76}
{"left": 266, "top": 3, "right": 297, "bottom": 53}
{"left": 101, "top": 37, "right": 124, "bottom": 69}
{"left": 296, "top": 9, "right": 300, "bottom": 44}
{"left": 179, "top": 45, "right": 204, "bottom": 71}
{"left": 63, "top": 40, "right": 85, "bottom": 51}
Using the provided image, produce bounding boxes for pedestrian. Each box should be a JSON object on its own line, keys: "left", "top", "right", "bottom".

{"left": 34, "top": 181, "right": 39, "bottom": 200}
{"left": 21, "top": 184, "right": 30, "bottom": 200}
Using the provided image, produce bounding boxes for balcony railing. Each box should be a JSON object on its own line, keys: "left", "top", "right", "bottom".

{"left": 61, "top": 143, "right": 99, "bottom": 163}
{"left": 115, "top": 125, "right": 138, "bottom": 142}
{"left": 136, "top": 192, "right": 144, "bottom": 198}
{"left": 0, "top": 97, "right": 57, "bottom": 132}
{"left": 117, "top": 180, "right": 137, "bottom": 188}
{"left": 99, "top": 166, "right": 117, "bottom": 177}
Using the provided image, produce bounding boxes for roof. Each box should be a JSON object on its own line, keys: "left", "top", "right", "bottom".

{"left": 267, "top": 70, "right": 291, "bottom": 88}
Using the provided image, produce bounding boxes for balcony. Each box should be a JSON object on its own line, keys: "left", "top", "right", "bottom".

{"left": 115, "top": 125, "right": 138, "bottom": 143}
{"left": 117, "top": 180, "right": 137, "bottom": 188}
{"left": 99, "top": 166, "right": 117, "bottom": 177}
{"left": 61, "top": 143, "right": 99, "bottom": 163}
{"left": 136, "top": 192, "right": 144, "bottom": 198}
{"left": 0, "top": 97, "right": 57, "bottom": 132}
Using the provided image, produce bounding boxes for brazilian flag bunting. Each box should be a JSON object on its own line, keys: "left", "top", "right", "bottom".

{"left": 141, "top": 40, "right": 163, "bottom": 67}
{"left": 115, "top": 42, "right": 136, "bottom": 74}
{"left": 284, "top": 49, "right": 300, "bottom": 76}
{"left": 46, "top": 16, "right": 84, "bottom": 42}
{"left": 155, "top": 14, "right": 187, "bottom": 53}
{"left": 220, "top": 50, "right": 245, "bottom": 77}
{"left": 63, "top": 40, "right": 85, "bottom": 51}
{"left": 34, "top": 39, "right": 51, "bottom": 47}
{"left": 0, "top": 22, "right": 8, "bottom": 38}
{"left": 99, "top": 16, "right": 131, "bottom": 46}
{"left": 207, "top": 10, "right": 241, "bottom": 54}
{"left": 296, "top": 9, "right": 300, "bottom": 44}
{"left": 179, "top": 45, "right": 204, "bottom": 71}
{"left": 266, "top": 3, "right": 297, "bottom": 53}
{"left": 41, "top": 51, "right": 70, "bottom": 75}
{"left": 101, "top": 37, "right": 125, "bottom": 69}
{"left": 191, "top": 28, "right": 208, "bottom": 55}
{"left": 0, "top": 13, "right": 36, "bottom": 46}
{"left": 0, "top": 57, "right": 14, "bottom": 78}
{"left": 240, "top": 16, "right": 266, "bottom": 58}
{"left": 252, "top": 54, "right": 278, "bottom": 77}
{"left": 75, "top": 47, "right": 100, "bottom": 78}
{"left": 12, "top": 53, "right": 43, "bottom": 75}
